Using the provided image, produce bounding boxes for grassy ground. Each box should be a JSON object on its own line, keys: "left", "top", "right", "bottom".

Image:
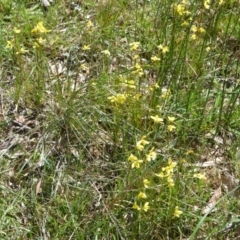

{"left": 0, "top": 0, "right": 240, "bottom": 239}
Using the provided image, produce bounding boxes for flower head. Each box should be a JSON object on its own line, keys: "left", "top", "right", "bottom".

{"left": 143, "top": 179, "right": 150, "bottom": 188}
{"left": 136, "top": 136, "right": 150, "bottom": 151}
{"left": 129, "top": 42, "right": 140, "bottom": 51}
{"left": 168, "top": 116, "right": 176, "bottom": 122}
{"left": 193, "top": 173, "right": 207, "bottom": 180}
{"left": 167, "top": 125, "right": 176, "bottom": 132}
{"left": 32, "top": 21, "right": 51, "bottom": 34}
{"left": 151, "top": 56, "right": 160, "bottom": 62}
{"left": 101, "top": 49, "right": 110, "bottom": 56}
{"left": 158, "top": 44, "right": 169, "bottom": 54}
{"left": 128, "top": 154, "right": 143, "bottom": 168}
{"left": 13, "top": 27, "right": 21, "bottom": 34}
{"left": 137, "top": 192, "right": 147, "bottom": 199}
{"left": 82, "top": 45, "right": 91, "bottom": 51}
{"left": 173, "top": 206, "right": 183, "bottom": 217}
{"left": 150, "top": 115, "right": 164, "bottom": 124}
{"left": 132, "top": 202, "right": 141, "bottom": 211}
{"left": 204, "top": 0, "right": 210, "bottom": 9}
{"left": 6, "top": 40, "right": 14, "bottom": 49}
{"left": 146, "top": 147, "right": 157, "bottom": 161}
{"left": 108, "top": 94, "right": 127, "bottom": 104}
{"left": 143, "top": 202, "right": 150, "bottom": 212}
{"left": 16, "top": 47, "right": 28, "bottom": 55}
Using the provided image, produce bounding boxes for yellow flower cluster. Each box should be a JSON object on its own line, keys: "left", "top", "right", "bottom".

{"left": 6, "top": 22, "right": 51, "bottom": 53}
{"left": 133, "top": 201, "right": 150, "bottom": 212}
{"left": 32, "top": 21, "right": 51, "bottom": 34}
{"left": 190, "top": 25, "right": 206, "bottom": 40}
{"left": 131, "top": 63, "right": 144, "bottom": 77}
{"left": 155, "top": 158, "right": 177, "bottom": 187}
{"left": 128, "top": 154, "right": 143, "bottom": 169}
{"left": 129, "top": 42, "right": 141, "bottom": 51}
{"left": 173, "top": 206, "right": 183, "bottom": 217}
{"left": 128, "top": 137, "right": 157, "bottom": 169}
{"left": 108, "top": 93, "right": 127, "bottom": 104}
{"left": 172, "top": 0, "right": 190, "bottom": 16}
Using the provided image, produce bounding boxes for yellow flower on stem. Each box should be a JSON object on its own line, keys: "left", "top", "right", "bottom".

{"left": 132, "top": 202, "right": 141, "bottom": 211}
{"left": 193, "top": 173, "right": 207, "bottom": 180}
{"left": 151, "top": 56, "right": 160, "bottom": 62}
{"left": 167, "top": 125, "right": 176, "bottom": 132}
{"left": 16, "top": 47, "right": 28, "bottom": 55}
{"left": 158, "top": 44, "right": 169, "bottom": 53}
{"left": 173, "top": 206, "right": 183, "bottom": 217}
{"left": 137, "top": 192, "right": 147, "bottom": 199}
{"left": 168, "top": 116, "right": 176, "bottom": 122}
{"left": 129, "top": 42, "right": 140, "bottom": 51}
{"left": 131, "top": 159, "right": 143, "bottom": 169}
{"left": 204, "top": 0, "right": 210, "bottom": 9}
{"left": 143, "top": 202, "right": 150, "bottom": 212}
{"left": 136, "top": 136, "right": 150, "bottom": 151}
{"left": 32, "top": 21, "right": 51, "bottom": 33}
{"left": 108, "top": 94, "right": 127, "bottom": 104}
{"left": 82, "top": 45, "right": 91, "bottom": 51}
{"left": 101, "top": 49, "right": 110, "bottom": 56}
{"left": 143, "top": 179, "right": 150, "bottom": 188}
{"left": 146, "top": 147, "right": 157, "bottom": 161}
{"left": 128, "top": 154, "right": 143, "bottom": 168}
{"left": 6, "top": 40, "right": 14, "bottom": 49}
{"left": 13, "top": 27, "right": 21, "bottom": 34}
{"left": 150, "top": 115, "right": 164, "bottom": 124}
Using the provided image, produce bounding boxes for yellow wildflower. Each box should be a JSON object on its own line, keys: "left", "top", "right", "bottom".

{"left": 168, "top": 116, "right": 176, "bottom": 122}
{"left": 108, "top": 94, "right": 127, "bottom": 104}
{"left": 101, "top": 49, "right": 110, "bottom": 56}
{"left": 32, "top": 21, "right": 51, "bottom": 34}
{"left": 133, "top": 54, "right": 139, "bottom": 60}
{"left": 161, "top": 88, "right": 171, "bottom": 99}
{"left": 191, "top": 25, "right": 198, "bottom": 33}
{"left": 6, "top": 40, "right": 14, "bottom": 49}
{"left": 167, "top": 125, "right": 176, "bottom": 132}
{"left": 193, "top": 173, "right": 207, "bottom": 180}
{"left": 150, "top": 115, "right": 164, "bottom": 124}
{"left": 13, "top": 27, "right": 21, "bottom": 34}
{"left": 204, "top": 0, "right": 210, "bottom": 9}
{"left": 143, "top": 202, "right": 150, "bottom": 212}
{"left": 82, "top": 45, "right": 91, "bottom": 51}
{"left": 176, "top": 4, "right": 185, "bottom": 15}
{"left": 155, "top": 172, "right": 165, "bottom": 178}
{"left": 151, "top": 56, "right": 160, "bottom": 62}
{"left": 137, "top": 192, "right": 147, "bottom": 199}
{"left": 198, "top": 27, "right": 206, "bottom": 33}
{"left": 181, "top": 21, "right": 190, "bottom": 27}
{"left": 132, "top": 202, "right": 141, "bottom": 211}
{"left": 190, "top": 34, "right": 197, "bottom": 40}
{"left": 129, "top": 42, "right": 140, "bottom": 51}
{"left": 173, "top": 206, "right": 183, "bottom": 217}
{"left": 158, "top": 44, "right": 169, "bottom": 54}
{"left": 16, "top": 47, "right": 28, "bottom": 55}
{"left": 143, "top": 179, "right": 150, "bottom": 188}
{"left": 131, "top": 159, "right": 143, "bottom": 168}
{"left": 206, "top": 47, "right": 211, "bottom": 52}
{"left": 86, "top": 20, "right": 93, "bottom": 28}
{"left": 167, "top": 176, "right": 175, "bottom": 187}
{"left": 168, "top": 158, "right": 177, "bottom": 169}
{"left": 146, "top": 147, "right": 157, "bottom": 161}
{"left": 136, "top": 136, "right": 150, "bottom": 151}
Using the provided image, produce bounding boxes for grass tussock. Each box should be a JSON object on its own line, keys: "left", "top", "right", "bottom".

{"left": 0, "top": 0, "right": 240, "bottom": 239}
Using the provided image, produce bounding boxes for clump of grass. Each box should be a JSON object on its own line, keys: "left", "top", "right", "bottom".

{"left": 0, "top": 0, "right": 240, "bottom": 239}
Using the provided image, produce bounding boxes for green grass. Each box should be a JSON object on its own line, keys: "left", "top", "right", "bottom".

{"left": 0, "top": 0, "right": 240, "bottom": 239}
